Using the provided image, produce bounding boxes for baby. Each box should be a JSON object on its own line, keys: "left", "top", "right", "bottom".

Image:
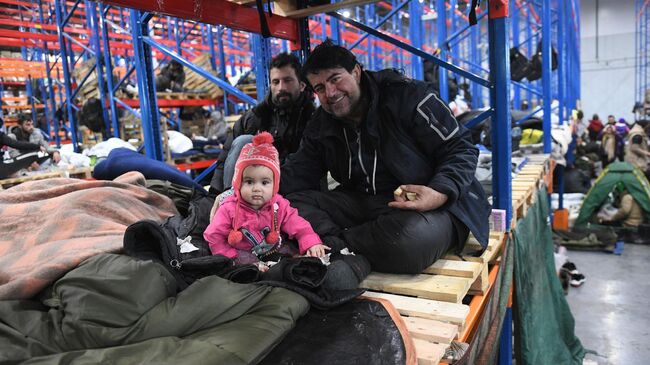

{"left": 204, "top": 132, "right": 328, "bottom": 266}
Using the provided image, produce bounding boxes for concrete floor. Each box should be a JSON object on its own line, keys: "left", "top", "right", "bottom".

{"left": 565, "top": 243, "right": 650, "bottom": 365}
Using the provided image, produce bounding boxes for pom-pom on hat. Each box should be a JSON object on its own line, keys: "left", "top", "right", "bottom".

{"left": 231, "top": 132, "right": 281, "bottom": 195}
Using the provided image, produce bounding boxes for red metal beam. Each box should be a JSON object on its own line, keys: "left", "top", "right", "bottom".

{"left": 118, "top": 98, "right": 219, "bottom": 108}
{"left": 92, "top": 0, "right": 299, "bottom": 42}
{"left": 176, "top": 158, "right": 217, "bottom": 171}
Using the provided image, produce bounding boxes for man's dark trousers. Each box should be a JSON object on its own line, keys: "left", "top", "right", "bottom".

{"left": 287, "top": 189, "right": 466, "bottom": 274}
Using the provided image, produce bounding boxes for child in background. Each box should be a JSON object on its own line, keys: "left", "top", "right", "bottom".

{"left": 204, "top": 132, "right": 329, "bottom": 267}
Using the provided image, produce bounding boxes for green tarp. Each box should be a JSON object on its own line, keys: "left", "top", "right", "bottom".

{"left": 575, "top": 162, "right": 650, "bottom": 226}
{"left": 514, "top": 187, "right": 585, "bottom": 365}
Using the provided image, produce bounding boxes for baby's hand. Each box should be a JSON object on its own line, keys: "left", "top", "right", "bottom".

{"left": 306, "top": 244, "right": 330, "bottom": 258}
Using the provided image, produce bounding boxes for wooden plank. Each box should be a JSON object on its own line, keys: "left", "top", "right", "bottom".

{"left": 413, "top": 338, "right": 447, "bottom": 365}
{"left": 422, "top": 259, "right": 482, "bottom": 280}
{"left": 0, "top": 171, "right": 64, "bottom": 189}
{"left": 444, "top": 248, "right": 490, "bottom": 264}
{"left": 468, "top": 263, "right": 489, "bottom": 295}
{"left": 403, "top": 316, "right": 458, "bottom": 344}
{"left": 272, "top": 0, "right": 297, "bottom": 16}
{"left": 283, "top": 0, "right": 380, "bottom": 18}
{"left": 362, "top": 291, "right": 469, "bottom": 327}
{"left": 361, "top": 273, "right": 471, "bottom": 303}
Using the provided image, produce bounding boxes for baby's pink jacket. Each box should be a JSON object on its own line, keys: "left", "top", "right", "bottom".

{"left": 204, "top": 194, "right": 322, "bottom": 258}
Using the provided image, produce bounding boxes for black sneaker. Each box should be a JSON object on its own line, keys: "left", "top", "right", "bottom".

{"left": 570, "top": 273, "right": 586, "bottom": 287}
{"left": 562, "top": 261, "right": 579, "bottom": 275}
{"left": 559, "top": 269, "right": 571, "bottom": 295}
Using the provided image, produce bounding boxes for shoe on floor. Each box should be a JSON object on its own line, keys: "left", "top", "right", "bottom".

{"left": 570, "top": 273, "right": 586, "bottom": 287}
{"left": 562, "top": 261, "right": 580, "bottom": 275}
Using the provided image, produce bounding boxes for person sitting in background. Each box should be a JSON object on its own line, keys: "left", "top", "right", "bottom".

{"left": 600, "top": 183, "right": 644, "bottom": 228}
{"left": 587, "top": 114, "right": 603, "bottom": 142}
{"left": 204, "top": 110, "right": 228, "bottom": 144}
{"left": 624, "top": 122, "right": 650, "bottom": 179}
{"left": 0, "top": 117, "right": 47, "bottom": 178}
{"left": 209, "top": 53, "right": 315, "bottom": 197}
{"left": 8, "top": 114, "right": 60, "bottom": 166}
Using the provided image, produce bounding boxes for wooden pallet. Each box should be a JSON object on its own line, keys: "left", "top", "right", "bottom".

{"left": 72, "top": 59, "right": 128, "bottom": 103}
{"left": 0, "top": 166, "right": 94, "bottom": 190}
{"left": 157, "top": 91, "right": 211, "bottom": 100}
{"left": 359, "top": 229, "right": 507, "bottom": 364}
{"left": 363, "top": 291, "right": 467, "bottom": 364}
{"left": 511, "top": 154, "right": 551, "bottom": 224}
{"left": 182, "top": 54, "right": 225, "bottom": 98}
{"left": 355, "top": 156, "right": 553, "bottom": 364}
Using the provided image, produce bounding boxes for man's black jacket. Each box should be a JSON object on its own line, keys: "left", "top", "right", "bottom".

{"left": 280, "top": 69, "right": 491, "bottom": 247}
{"left": 209, "top": 91, "right": 315, "bottom": 194}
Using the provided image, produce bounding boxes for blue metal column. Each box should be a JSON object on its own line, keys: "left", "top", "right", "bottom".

{"left": 574, "top": 0, "right": 581, "bottom": 102}
{"left": 85, "top": 0, "right": 111, "bottom": 136}
{"left": 251, "top": 34, "right": 271, "bottom": 102}
{"left": 492, "top": 2, "right": 513, "bottom": 356}
{"left": 499, "top": 307, "right": 513, "bottom": 365}
{"left": 636, "top": 0, "right": 641, "bottom": 104}
{"left": 488, "top": 1, "right": 512, "bottom": 228}
{"left": 54, "top": 0, "right": 79, "bottom": 150}
{"left": 366, "top": 4, "right": 376, "bottom": 71}
{"left": 526, "top": 11, "right": 533, "bottom": 106}
{"left": 541, "top": 0, "right": 552, "bottom": 153}
{"left": 331, "top": 15, "right": 341, "bottom": 44}
{"left": 0, "top": 83, "right": 4, "bottom": 122}
{"left": 436, "top": 0, "right": 448, "bottom": 99}
{"left": 409, "top": 0, "right": 423, "bottom": 80}
{"left": 471, "top": 25, "right": 482, "bottom": 108}
{"left": 557, "top": 0, "right": 565, "bottom": 123}
{"left": 38, "top": 0, "right": 57, "bottom": 139}
{"left": 511, "top": 0, "right": 520, "bottom": 109}
{"left": 216, "top": 27, "right": 230, "bottom": 114}
{"left": 130, "top": 10, "right": 164, "bottom": 161}
{"left": 228, "top": 30, "right": 236, "bottom": 78}
{"left": 99, "top": 3, "right": 120, "bottom": 137}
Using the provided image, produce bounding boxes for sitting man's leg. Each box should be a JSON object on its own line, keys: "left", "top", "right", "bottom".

{"left": 289, "top": 190, "right": 468, "bottom": 275}
{"left": 287, "top": 190, "right": 371, "bottom": 289}
{"left": 222, "top": 134, "right": 253, "bottom": 191}
{"left": 342, "top": 207, "right": 467, "bottom": 274}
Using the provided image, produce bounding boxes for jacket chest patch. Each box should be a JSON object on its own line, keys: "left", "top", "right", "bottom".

{"left": 416, "top": 93, "right": 458, "bottom": 141}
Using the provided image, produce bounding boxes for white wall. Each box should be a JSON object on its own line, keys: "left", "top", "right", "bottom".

{"left": 580, "top": 0, "right": 636, "bottom": 122}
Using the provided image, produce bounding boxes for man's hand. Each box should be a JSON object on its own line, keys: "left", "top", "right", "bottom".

{"left": 388, "top": 185, "right": 448, "bottom": 212}
{"left": 305, "top": 244, "right": 330, "bottom": 258}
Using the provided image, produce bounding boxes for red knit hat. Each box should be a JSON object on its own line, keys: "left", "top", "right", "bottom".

{"left": 228, "top": 132, "right": 281, "bottom": 246}
{"left": 231, "top": 132, "right": 280, "bottom": 195}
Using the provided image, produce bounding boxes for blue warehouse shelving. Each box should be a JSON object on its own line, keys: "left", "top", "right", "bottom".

{"left": 0, "top": 1, "right": 584, "bottom": 363}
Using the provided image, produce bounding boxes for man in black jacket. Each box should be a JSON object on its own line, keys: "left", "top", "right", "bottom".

{"left": 209, "top": 53, "right": 315, "bottom": 195}
{"left": 281, "top": 40, "right": 491, "bottom": 275}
